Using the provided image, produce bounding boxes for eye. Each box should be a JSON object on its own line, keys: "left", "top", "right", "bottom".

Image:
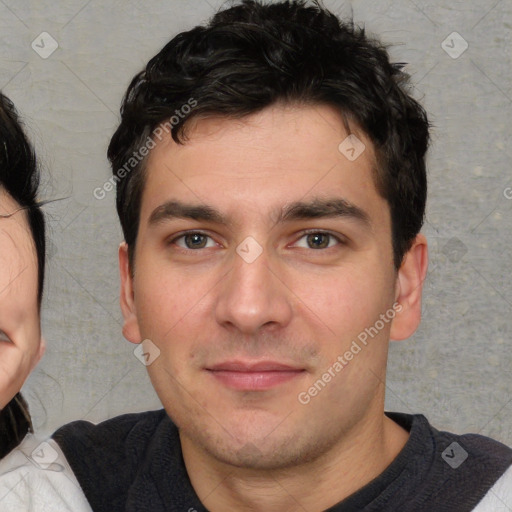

{"left": 0, "top": 330, "right": 12, "bottom": 343}
{"left": 294, "top": 231, "right": 344, "bottom": 250}
{"left": 170, "top": 231, "right": 218, "bottom": 250}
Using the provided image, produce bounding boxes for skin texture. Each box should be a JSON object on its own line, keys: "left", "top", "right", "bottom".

{"left": 119, "top": 103, "right": 428, "bottom": 511}
{"left": 0, "top": 188, "right": 44, "bottom": 410}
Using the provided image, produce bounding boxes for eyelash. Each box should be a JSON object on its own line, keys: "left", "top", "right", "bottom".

{"left": 168, "top": 230, "right": 345, "bottom": 251}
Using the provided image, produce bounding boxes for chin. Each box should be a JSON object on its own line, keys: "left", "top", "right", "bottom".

{"left": 181, "top": 410, "right": 333, "bottom": 471}
{"left": 212, "top": 433, "right": 333, "bottom": 471}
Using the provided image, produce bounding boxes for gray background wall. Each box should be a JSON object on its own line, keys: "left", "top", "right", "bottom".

{"left": 0, "top": 0, "right": 510, "bottom": 444}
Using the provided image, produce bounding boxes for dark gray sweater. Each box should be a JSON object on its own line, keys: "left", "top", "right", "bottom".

{"left": 53, "top": 410, "right": 512, "bottom": 512}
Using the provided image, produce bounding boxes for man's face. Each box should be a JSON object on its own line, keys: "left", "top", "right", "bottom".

{"left": 121, "top": 103, "right": 404, "bottom": 469}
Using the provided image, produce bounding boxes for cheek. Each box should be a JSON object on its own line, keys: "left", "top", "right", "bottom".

{"left": 0, "top": 265, "right": 40, "bottom": 343}
{"left": 292, "top": 265, "right": 393, "bottom": 335}
{"left": 0, "top": 240, "right": 39, "bottom": 303}
{"left": 0, "top": 249, "right": 24, "bottom": 292}
{"left": 133, "top": 265, "right": 210, "bottom": 343}
{"left": 0, "top": 220, "right": 39, "bottom": 291}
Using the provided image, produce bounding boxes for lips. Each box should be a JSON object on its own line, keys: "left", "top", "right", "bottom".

{"left": 206, "top": 360, "right": 305, "bottom": 390}
{"left": 209, "top": 361, "right": 301, "bottom": 372}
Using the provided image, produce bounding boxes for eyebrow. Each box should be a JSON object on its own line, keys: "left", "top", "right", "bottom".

{"left": 148, "top": 197, "right": 371, "bottom": 228}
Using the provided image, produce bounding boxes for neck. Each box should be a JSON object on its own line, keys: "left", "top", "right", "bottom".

{"left": 181, "top": 411, "right": 409, "bottom": 512}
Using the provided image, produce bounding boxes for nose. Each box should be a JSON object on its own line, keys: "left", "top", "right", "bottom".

{"left": 214, "top": 242, "right": 293, "bottom": 335}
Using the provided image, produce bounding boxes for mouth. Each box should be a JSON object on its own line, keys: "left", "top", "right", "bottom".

{"left": 205, "top": 360, "right": 306, "bottom": 391}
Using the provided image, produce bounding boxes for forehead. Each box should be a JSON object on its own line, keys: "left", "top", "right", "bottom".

{"left": 139, "top": 103, "right": 386, "bottom": 224}
{"left": 0, "top": 186, "right": 17, "bottom": 216}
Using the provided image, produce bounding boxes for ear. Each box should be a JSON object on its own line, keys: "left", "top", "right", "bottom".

{"left": 390, "top": 234, "right": 428, "bottom": 341}
{"left": 119, "top": 242, "right": 142, "bottom": 344}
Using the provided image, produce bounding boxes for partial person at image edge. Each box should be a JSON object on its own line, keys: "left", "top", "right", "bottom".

{"left": 0, "top": 91, "right": 45, "bottom": 459}
{"left": 0, "top": 94, "right": 92, "bottom": 511}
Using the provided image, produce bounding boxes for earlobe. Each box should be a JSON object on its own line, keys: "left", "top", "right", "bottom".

{"left": 390, "top": 234, "right": 429, "bottom": 341}
{"left": 119, "top": 242, "right": 142, "bottom": 344}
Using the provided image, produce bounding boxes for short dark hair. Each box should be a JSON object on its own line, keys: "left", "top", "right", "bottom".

{"left": 0, "top": 92, "right": 45, "bottom": 304}
{"left": 108, "top": 0, "right": 429, "bottom": 269}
